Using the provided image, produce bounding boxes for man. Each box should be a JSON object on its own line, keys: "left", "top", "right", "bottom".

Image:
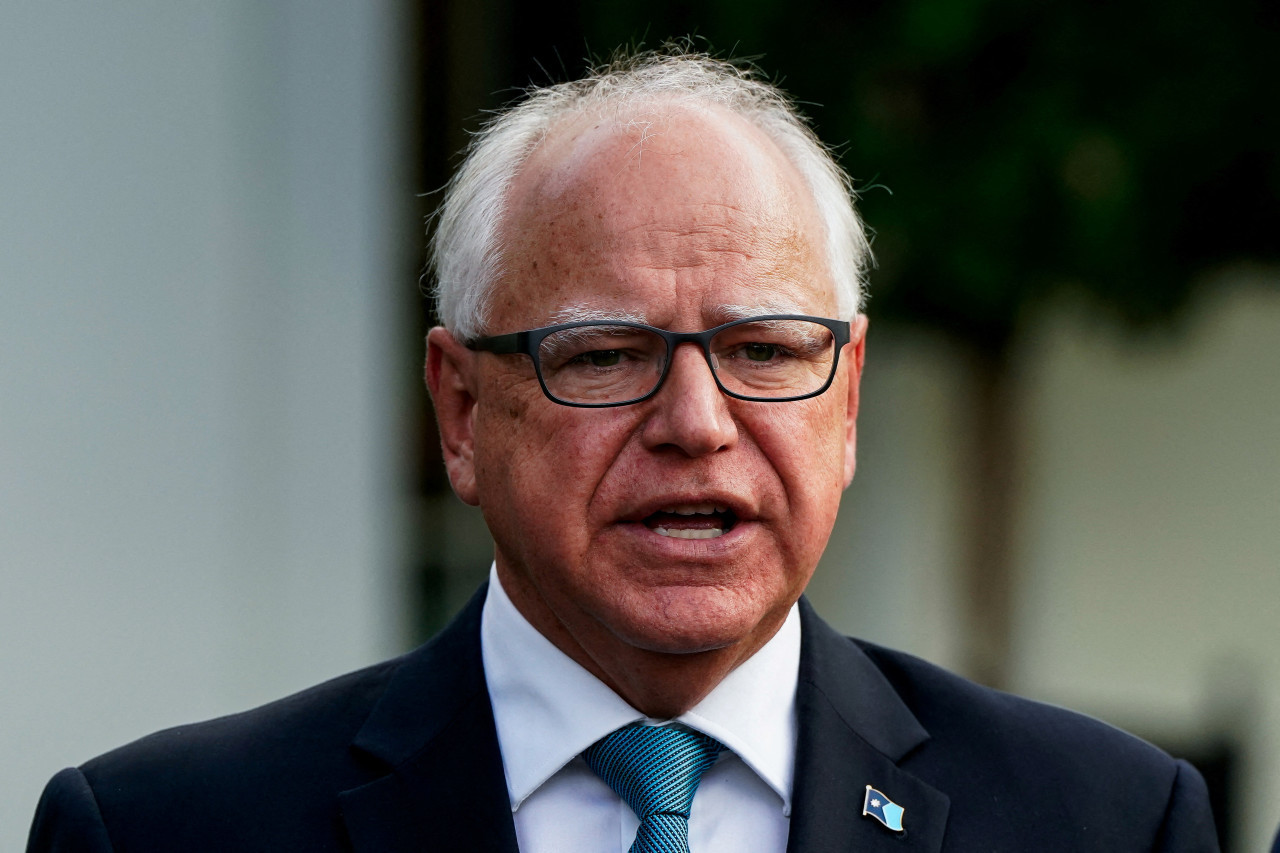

{"left": 29, "top": 51, "right": 1217, "bottom": 852}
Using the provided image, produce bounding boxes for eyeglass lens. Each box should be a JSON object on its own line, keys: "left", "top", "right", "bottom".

{"left": 536, "top": 319, "right": 838, "bottom": 404}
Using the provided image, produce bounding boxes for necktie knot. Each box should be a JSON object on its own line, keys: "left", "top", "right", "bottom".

{"left": 584, "top": 723, "right": 725, "bottom": 853}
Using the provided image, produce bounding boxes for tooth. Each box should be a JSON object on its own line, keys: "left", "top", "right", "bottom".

{"left": 656, "top": 526, "right": 724, "bottom": 539}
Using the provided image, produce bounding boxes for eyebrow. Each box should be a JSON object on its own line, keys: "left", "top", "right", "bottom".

{"left": 710, "top": 301, "right": 809, "bottom": 324}
{"left": 548, "top": 301, "right": 809, "bottom": 329}
{"left": 548, "top": 305, "right": 650, "bottom": 325}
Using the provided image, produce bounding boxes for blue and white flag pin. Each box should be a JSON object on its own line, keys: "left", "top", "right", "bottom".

{"left": 862, "top": 784, "right": 905, "bottom": 832}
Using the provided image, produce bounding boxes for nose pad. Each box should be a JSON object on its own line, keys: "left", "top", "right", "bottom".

{"left": 707, "top": 351, "right": 720, "bottom": 372}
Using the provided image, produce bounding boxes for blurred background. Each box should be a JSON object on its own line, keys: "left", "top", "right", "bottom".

{"left": 2, "top": 1, "right": 1276, "bottom": 849}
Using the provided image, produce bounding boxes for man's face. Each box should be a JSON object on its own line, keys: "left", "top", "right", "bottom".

{"left": 430, "top": 105, "right": 866, "bottom": 684}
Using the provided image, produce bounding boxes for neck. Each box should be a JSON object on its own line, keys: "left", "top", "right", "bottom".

{"left": 578, "top": 640, "right": 757, "bottom": 720}
{"left": 496, "top": 564, "right": 787, "bottom": 719}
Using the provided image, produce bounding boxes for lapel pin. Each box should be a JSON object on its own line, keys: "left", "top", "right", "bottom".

{"left": 862, "top": 784, "right": 905, "bottom": 832}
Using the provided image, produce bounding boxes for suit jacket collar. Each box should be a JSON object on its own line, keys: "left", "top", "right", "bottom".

{"left": 787, "top": 598, "right": 950, "bottom": 852}
{"left": 336, "top": 587, "right": 948, "bottom": 852}
{"left": 339, "top": 585, "right": 519, "bottom": 852}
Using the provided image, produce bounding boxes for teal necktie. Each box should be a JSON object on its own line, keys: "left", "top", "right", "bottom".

{"left": 583, "top": 723, "right": 726, "bottom": 853}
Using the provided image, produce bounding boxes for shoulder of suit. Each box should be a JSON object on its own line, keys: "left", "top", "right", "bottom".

{"left": 849, "top": 637, "right": 1183, "bottom": 779}
{"left": 80, "top": 587, "right": 493, "bottom": 786}
{"left": 57, "top": 652, "right": 410, "bottom": 848}
{"left": 83, "top": 652, "right": 405, "bottom": 780}
{"left": 75, "top": 588, "right": 491, "bottom": 828}
{"left": 55, "top": 586, "right": 498, "bottom": 850}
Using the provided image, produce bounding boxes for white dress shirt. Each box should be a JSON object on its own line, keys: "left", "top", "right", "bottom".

{"left": 480, "top": 567, "right": 799, "bottom": 853}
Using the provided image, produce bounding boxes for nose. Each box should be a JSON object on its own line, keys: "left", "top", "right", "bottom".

{"left": 639, "top": 342, "right": 738, "bottom": 457}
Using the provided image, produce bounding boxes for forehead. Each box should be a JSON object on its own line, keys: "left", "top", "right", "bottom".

{"left": 491, "top": 103, "right": 833, "bottom": 328}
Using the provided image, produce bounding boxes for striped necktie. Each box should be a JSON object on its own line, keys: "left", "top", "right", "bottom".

{"left": 583, "top": 723, "right": 726, "bottom": 853}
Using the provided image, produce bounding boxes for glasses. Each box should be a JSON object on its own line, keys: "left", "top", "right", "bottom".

{"left": 467, "top": 314, "right": 851, "bottom": 408}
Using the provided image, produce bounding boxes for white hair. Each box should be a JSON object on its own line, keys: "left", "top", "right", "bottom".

{"left": 428, "top": 50, "right": 871, "bottom": 341}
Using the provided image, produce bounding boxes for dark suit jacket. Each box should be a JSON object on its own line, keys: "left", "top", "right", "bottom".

{"left": 28, "top": 587, "right": 1219, "bottom": 851}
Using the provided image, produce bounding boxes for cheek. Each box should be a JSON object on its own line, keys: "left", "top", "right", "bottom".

{"left": 748, "top": 400, "right": 848, "bottom": 554}
{"left": 756, "top": 399, "right": 848, "bottom": 491}
{"left": 471, "top": 388, "right": 636, "bottom": 541}
{"left": 471, "top": 383, "right": 548, "bottom": 521}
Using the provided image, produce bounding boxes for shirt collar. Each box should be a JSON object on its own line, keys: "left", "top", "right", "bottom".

{"left": 480, "top": 565, "right": 800, "bottom": 813}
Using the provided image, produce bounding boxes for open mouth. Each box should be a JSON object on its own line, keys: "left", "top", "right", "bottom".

{"left": 642, "top": 504, "right": 738, "bottom": 540}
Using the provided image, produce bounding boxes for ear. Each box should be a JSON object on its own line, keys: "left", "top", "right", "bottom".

{"left": 842, "top": 314, "right": 869, "bottom": 489}
{"left": 425, "top": 326, "right": 481, "bottom": 506}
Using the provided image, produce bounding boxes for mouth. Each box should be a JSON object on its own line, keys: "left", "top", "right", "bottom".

{"left": 641, "top": 503, "right": 739, "bottom": 540}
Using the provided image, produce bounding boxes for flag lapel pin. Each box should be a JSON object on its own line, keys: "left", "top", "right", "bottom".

{"left": 862, "top": 784, "right": 906, "bottom": 832}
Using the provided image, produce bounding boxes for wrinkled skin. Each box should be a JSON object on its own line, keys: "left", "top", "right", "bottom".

{"left": 427, "top": 104, "right": 867, "bottom": 717}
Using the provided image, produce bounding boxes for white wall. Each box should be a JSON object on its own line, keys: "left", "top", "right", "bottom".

{"left": 1015, "top": 277, "right": 1280, "bottom": 852}
{"left": 0, "top": 3, "right": 408, "bottom": 847}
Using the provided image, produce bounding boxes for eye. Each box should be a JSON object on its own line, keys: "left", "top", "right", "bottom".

{"left": 742, "top": 342, "right": 779, "bottom": 362}
{"left": 575, "top": 349, "right": 623, "bottom": 367}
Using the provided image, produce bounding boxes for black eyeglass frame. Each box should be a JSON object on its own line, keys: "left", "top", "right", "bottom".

{"left": 466, "top": 314, "right": 853, "bottom": 408}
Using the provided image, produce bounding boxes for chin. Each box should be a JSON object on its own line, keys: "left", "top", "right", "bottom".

{"left": 603, "top": 583, "right": 789, "bottom": 656}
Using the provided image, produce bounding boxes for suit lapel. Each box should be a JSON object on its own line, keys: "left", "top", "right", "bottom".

{"left": 787, "top": 600, "right": 950, "bottom": 853}
{"left": 334, "top": 588, "right": 950, "bottom": 852}
{"left": 338, "top": 585, "right": 519, "bottom": 853}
